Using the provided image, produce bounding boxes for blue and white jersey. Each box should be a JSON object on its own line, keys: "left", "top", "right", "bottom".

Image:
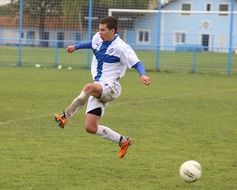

{"left": 91, "top": 32, "right": 140, "bottom": 82}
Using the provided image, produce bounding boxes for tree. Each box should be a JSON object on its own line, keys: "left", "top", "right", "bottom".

{"left": 0, "top": 0, "right": 18, "bottom": 16}
{"left": 62, "top": 0, "right": 83, "bottom": 30}
{"left": 94, "top": 0, "right": 150, "bottom": 9}
{"left": 24, "top": 0, "right": 63, "bottom": 46}
{"left": 62, "top": 0, "right": 151, "bottom": 28}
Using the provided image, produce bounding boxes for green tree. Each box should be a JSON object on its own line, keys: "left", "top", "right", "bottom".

{"left": 24, "top": 0, "right": 63, "bottom": 46}
{"left": 0, "top": 0, "right": 18, "bottom": 16}
{"left": 62, "top": 0, "right": 83, "bottom": 29}
{"left": 94, "top": 0, "right": 150, "bottom": 9}
{"left": 61, "top": 0, "right": 150, "bottom": 28}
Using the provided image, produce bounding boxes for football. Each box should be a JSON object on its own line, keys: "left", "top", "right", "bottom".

{"left": 179, "top": 160, "right": 202, "bottom": 183}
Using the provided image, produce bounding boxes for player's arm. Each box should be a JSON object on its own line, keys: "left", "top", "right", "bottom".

{"left": 67, "top": 41, "right": 92, "bottom": 53}
{"left": 132, "top": 62, "right": 151, "bottom": 86}
{"left": 122, "top": 44, "right": 151, "bottom": 85}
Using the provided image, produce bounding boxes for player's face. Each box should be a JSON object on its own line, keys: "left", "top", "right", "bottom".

{"left": 99, "top": 24, "right": 115, "bottom": 41}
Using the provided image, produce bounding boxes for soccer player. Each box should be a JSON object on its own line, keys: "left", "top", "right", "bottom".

{"left": 55, "top": 16, "right": 151, "bottom": 159}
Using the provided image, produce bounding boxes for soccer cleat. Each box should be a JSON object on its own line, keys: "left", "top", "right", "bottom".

{"left": 54, "top": 112, "right": 68, "bottom": 128}
{"left": 118, "top": 137, "right": 132, "bottom": 159}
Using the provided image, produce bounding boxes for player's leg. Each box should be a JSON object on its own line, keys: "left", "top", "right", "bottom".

{"left": 85, "top": 111, "right": 122, "bottom": 142}
{"left": 55, "top": 83, "right": 102, "bottom": 128}
{"left": 85, "top": 83, "right": 132, "bottom": 158}
{"left": 65, "top": 83, "right": 102, "bottom": 118}
{"left": 85, "top": 106, "right": 132, "bottom": 159}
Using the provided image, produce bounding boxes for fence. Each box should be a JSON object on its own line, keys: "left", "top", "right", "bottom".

{"left": 0, "top": 0, "right": 236, "bottom": 74}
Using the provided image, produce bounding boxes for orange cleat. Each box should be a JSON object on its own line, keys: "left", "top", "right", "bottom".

{"left": 54, "top": 112, "right": 68, "bottom": 128}
{"left": 118, "top": 137, "right": 132, "bottom": 159}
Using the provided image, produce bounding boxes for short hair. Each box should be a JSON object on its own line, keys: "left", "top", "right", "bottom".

{"left": 100, "top": 16, "right": 118, "bottom": 33}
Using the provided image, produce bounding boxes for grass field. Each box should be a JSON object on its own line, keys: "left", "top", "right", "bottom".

{"left": 0, "top": 67, "right": 237, "bottom": 190}
{"left": 1, "top": 46, "right": 237, "bottom": 74}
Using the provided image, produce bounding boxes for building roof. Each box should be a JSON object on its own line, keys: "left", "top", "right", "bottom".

{"left": 0, "top": 15, "right": 81, "bottom": 29}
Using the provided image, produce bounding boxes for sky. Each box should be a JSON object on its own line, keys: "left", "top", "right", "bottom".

{"left": 0, "top": 0, "right": 11, "bottom": 6}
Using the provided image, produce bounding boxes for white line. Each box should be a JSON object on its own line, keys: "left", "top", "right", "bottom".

{"left": 0, "top": 114, "right": 51, "bottom": 126}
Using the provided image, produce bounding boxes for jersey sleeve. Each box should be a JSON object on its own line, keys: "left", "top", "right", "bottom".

{"left": 75, "top": 41, "right": 92, "bottom": 49}
{"left": 120, "top": 44, "right": 140, "bottom": 69}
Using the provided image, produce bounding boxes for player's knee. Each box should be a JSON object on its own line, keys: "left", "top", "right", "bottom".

{"left": 84, "top": 123, "right": 97, "bottom": 134}
{"left": 83, "top": 83, "right": 94, "bottom": 94}
{"left": 83, "top": 83, "right": 102, "bottom": 97}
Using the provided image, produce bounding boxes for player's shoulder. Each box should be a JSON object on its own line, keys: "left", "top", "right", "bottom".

{"left": 114, "top": 35, "right": 130, "bottom": 49}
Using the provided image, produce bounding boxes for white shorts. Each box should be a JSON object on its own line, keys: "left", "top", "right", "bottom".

{"left": 86, "top": 81, "right": 122, "bottom": 116}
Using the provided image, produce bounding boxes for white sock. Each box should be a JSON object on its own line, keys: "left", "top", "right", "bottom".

{"left": 96, "top": 125, "right": 123, "bottom": 144}
{"left": 65, "top": 91, "right": 88, "bottom": 118}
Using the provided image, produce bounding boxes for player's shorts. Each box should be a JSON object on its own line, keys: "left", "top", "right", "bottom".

{"left": 86, "top": 81, "right": 121, "bottom": 116}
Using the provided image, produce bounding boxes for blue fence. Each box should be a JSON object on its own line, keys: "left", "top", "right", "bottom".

{"left": 0, "top": 0, "right": 236, "bottom": 74}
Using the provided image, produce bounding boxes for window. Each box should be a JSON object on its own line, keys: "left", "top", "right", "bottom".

{"left": 219, "top": 4, "right": 229, "bottom": 16}
{"left": 57, "top": 32, "right": 64, "bottom": 48}
{"left": 41, "top": 32, "right": 49, "bottom": 47}
{"left": 27, "top": 31, "right": 35, "bottom": 40}
{"left": 181, "top": 3, "right": 191, "bottom": 15}
{"left": 175, "top": 32, "right": 186, "bottom": 44}
{"left": 206, "top": 4, "right": 211, "bottom": 11}
{"left": 137, "top": 30, "right": 150, "bottom": 44}
{"left": 26, "top": 31, "right": 35, "bottom": 46}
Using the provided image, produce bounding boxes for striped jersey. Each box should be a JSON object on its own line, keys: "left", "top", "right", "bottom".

{"left": 91, "top": 32, "right": 140, "bottom": 82}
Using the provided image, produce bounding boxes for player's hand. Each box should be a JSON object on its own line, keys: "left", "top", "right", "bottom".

{"left": 67, "top": 45, "right": 76, "bottom": 53}
{"left": 140, "top": 75, "right": 151, "bottom": 86}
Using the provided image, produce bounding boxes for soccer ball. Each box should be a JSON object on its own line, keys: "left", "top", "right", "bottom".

{"left": 179, "top": 160, "right": 202, "bottom": 183}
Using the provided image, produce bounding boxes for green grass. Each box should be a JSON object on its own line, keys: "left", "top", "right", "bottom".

{"left": 1, "top": 46, "right": 237, "bottom": 74}
{"left": 0, "top": 67, "right": 237, "bottom": 189}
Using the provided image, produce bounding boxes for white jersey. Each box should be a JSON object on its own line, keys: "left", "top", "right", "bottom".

{"left": 91, "top": 32, "right": 140, "bottom": 82}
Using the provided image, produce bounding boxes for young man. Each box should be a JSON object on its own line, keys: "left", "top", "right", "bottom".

{"left": 55, "top": 16, "right": 151, "bottom": 159}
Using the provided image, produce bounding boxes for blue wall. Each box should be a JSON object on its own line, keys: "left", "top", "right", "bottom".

{"left": 128, "top": 0, "right": 236, "bottom": 52}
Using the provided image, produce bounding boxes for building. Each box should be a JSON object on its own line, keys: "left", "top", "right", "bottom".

{"left": 122, "top": 0, "right": 237, "bottom": 52}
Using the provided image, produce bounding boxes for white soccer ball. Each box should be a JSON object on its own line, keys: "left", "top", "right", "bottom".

{"left": 179, "top": 160, "right": 202, "bottom": 183}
